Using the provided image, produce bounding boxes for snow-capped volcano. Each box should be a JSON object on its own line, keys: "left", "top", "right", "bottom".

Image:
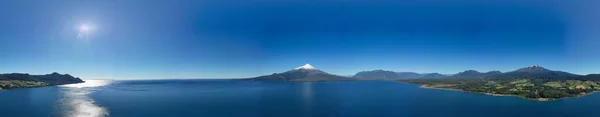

{"left": 528, "top": 64, "right": 542, "bottom": 68}
{"left": 295, "top": 64, "right": 317, "bottom": 70}
{"left": 247, "top": 64, "right": 353, "bottom": 82}
{"left": 490, "top": 64, "right": 581, "bottom": 79}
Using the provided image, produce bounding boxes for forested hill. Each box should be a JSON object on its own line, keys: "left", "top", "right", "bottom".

{"left": 0, "top": 72, "right": 84, "bottom": 91}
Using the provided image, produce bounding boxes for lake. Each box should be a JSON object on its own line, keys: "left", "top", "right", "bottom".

{"left": 1, "top": 79, "right": 600, "bottom": 117}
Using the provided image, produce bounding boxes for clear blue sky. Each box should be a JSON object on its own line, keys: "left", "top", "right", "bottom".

{"left": 1, "top": 0, "right": 599, "bottom": 79}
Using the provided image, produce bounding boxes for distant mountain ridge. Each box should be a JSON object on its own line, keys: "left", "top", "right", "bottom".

{"left": 450, "top": 70, "right": 502, "bottom": 78}
{"left": 352, "top": 70, "right": 448, "bottom": 79}
{"left": 353, "top": 70, "right": 404, "bottom": 79}
{"left": 422, "top": 73, "right": 448, "bottom": 78}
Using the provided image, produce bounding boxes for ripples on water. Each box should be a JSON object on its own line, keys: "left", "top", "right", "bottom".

{"left": 59, "top": 80, "right": 112, "bottom": 117}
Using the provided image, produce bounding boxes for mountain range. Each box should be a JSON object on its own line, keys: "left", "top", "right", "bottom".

{"left": 449, "top": 70, "right": 502, "bottom": 78}
{"left": 246, "top": 64, "right": 595, "bottom": 82}
{"left": 353, "top": 70, "right": 449, "bottom": 79}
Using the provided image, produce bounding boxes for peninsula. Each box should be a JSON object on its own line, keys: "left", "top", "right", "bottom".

{"left": 0, "top": 72, "right": 84, "bottom": 91}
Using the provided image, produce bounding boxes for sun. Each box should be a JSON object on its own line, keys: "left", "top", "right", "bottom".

{"left": 77, "top": 24, "right": 93, "bottom": 39}
{"left": 80, "top": 25, "right": 90, "bottom": 32}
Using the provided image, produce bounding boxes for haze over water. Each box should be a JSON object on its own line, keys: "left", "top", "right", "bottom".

{"left": 1, "top": 80, "right": 600, "bottom": 117}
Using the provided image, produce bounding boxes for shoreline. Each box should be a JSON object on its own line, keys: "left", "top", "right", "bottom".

{"left": 0, "top": 81, "right": 85, "bottom": 92}
{"left": 419, "top": 84, "right": 599, "bottom": 101}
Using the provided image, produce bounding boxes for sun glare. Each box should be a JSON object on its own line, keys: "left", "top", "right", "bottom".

{"left": 80, "top": 25, "right": 90, "bottom": 32}
{"left": 77, "top": 24, "right": 94, "bottom": 39}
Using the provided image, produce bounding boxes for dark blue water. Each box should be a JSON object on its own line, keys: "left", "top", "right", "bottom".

{"left": 2, "top": 79, "right": 600, "bottom": 117}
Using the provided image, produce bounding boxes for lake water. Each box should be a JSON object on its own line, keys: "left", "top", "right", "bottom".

{"left": 1, "top": 79, "right": 600, "bottom": 117}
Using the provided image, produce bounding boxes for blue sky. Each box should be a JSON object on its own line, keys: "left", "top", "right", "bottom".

{"left": 1, "top": 0, "right": 599, "bottom": 79}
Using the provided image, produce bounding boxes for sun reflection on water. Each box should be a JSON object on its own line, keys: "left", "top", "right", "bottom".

{"left": 61, "top": 80, "right": 113, "bottom": 88}
{"left": 59, "top": 80, "right": 113, "bottom": 117}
